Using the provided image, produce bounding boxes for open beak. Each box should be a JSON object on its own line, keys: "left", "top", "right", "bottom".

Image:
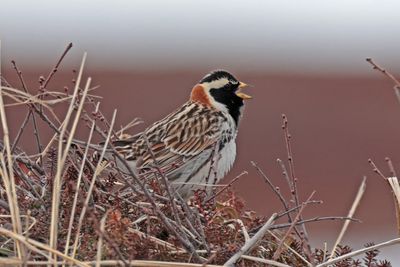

{"left": 236, "top": 82, "right": 252, "bottom": 100}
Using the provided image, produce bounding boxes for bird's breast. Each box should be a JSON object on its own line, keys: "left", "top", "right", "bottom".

{"left": 216, "top": 139, "right": 237, "bottom": 179}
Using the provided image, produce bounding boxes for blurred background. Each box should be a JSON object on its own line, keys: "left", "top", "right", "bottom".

{"left": 1, "top": 0, "right": 400, "bottom": 262}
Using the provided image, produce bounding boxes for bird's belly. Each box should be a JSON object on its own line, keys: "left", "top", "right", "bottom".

{"left": 171, "top": 140, "right": 237, "bottom": 198}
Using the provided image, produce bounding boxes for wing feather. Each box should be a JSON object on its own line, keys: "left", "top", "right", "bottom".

{"left": 114, "top": 102, "right": 226, "bottom": 179}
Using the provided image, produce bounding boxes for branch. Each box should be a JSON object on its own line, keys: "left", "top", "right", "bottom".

{"left": 368, "top": 158, "right": 387, "bottom": 180}
{"left": 329, "top": 176, "right": 367, "bottom": 260}
{"left": 317, "top": 238, "right": 400, "bottom": 267}
{"left": 366, "top": 57, "right": 400, "bottom": 106}
{"left": 224, "top": 213, "right": 277, "bottom": 267}
{"left": 386, "top": 157, "right": 397, "bottom": 178}
{"left": 40, "top": 42, "right": 73, "bottom": 90}
{"left": 240, "top": 255, "right": 291, "bottom": 267}
{"left": 281, "top": 114, "right": 313, "bottom": 262}
{"left": 269, "top": 216, "right": 361, "bottom": 231}
{"left": 204, "top": 171, "right": 248, "bottom": 204}
{"left": 251, "top": 161, "right": 290, "bottom": 217}
{"left": 272, "top": 191, "right": 315, "bottom": 260}
{"left": 11, "top": 60, "right": 43, "bottom": 163}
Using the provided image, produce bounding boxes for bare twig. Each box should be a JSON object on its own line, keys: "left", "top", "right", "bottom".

{"left": 251, "top": 161, "right": 290, "bottom": 216}
{"left": 281, "top": 114, "right": 313, "bottom": 262}
{"left": 143, "top": 134, "right": 184, "bottom": 231}
{"left": 204, "top": 142, "right": 220, "bottom": 189}
{"left": 387, "top": 176, "right": 400, "bottom": 235}
{"left": 276, "top": 200, "right": 322, "bottom": 220}
{"left": 117, "top": 117, "right": 143, "bottom": 136}
{"left": 10, "top": 109, "right": 31, "bottom": 154}
{"left": 368, "top": 158, "right": 387, "bottom": 180}
{"left": 272, "top": 191, "right": 315, "bottom": 261}
{"left": 277, "top": 158, "right": 291, "bottom": 193}
{"left": 40, "top": 43, "right": 73, "bottom": 90}
{"left": 329, "top": 176, "right": 367, "bottom": 260}
{"left": 0, "top": 39, "right": 25, "bottom": 258}
{"left": 269, "top": 216, "right": 361, "bottom": 230}
{"left": 0, "top": 198, "right": 10, "bottom": 211}
{"left": 240, "top": 255, "right": 291, "bottom": 267}
{"left": 70, "top": 109, "right": 116, "bottom": 259}
{"left": 224, "top": 213, "right": 277, "bottom": 267}
{"left": 11, "top": 60, "right": 43, "bottom": 163}
{"left": 318, "top": 238, "right": 400, "bottom": 267}
{"left": 386, "top": 157, "right": 397, "bottom": 178}
{"left": 0, "top": 259, "right": 223, "bottom": 267}
{"left": 48, "top": 53, "right": 87, "bottom": 260}
{"left": 63, "top": 121, "right": 96, "bottom": 256}
{"left": 95, "top": 212, "right": 108, "bottom": 267}
{"left": 366, "top": 57, "right": 400, "bottom": 105}
{"left": 268, "top": 230, "right": 312, "bottom": 266}
{"left": 204, "top": 171, "right": 248, "bottom": 203}
{"left": 91, "top": 211, "right": 130, "bottom": 267}
{"left": 251, "top": 160, "right": 305, "bottom": 246}
{"left": 0, "top": 227, "right": 89, "bottom": 267}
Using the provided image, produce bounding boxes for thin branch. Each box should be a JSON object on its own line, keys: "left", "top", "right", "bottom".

{"left": 282, "top": 114, "right": 313, "bottom": 262}
{"left": 251, "top": 161, "right": 290, "bottom": 216}
{"left": 366, "top": 57, "right": 400, "bottom": 106}
{"left": 63, "top": 121, "right": 96, "bottom": 256}
{"left": 70, "top": 109, "right": 116, "bottom": 259}
{"left": 329, "top": 176, "right": 367, "bottom": 260}
{"left": 0, "top": 227, "right": 89, "bottom": 267}
{"left": 269, "top": 216, "right": 360, "bottom": 230}
{"left": 240, "top": 255, "right": 291, "bottom": 267}
{"left": 40, "top": 43, "right": 73, "bottom": 90}
{"left": 386, "top": 157, "right": 397, "bottom": 178}
{"left": 366, "top": 58, "right": 400, "bottom": 86}
{"left": 92, "top": 212, "right": 129, "bottom": 267}
{"left": 95, "top": 212, "right": 108, "bottom": 267}
{"left": 224, "top": 213, "right": 277, "bottom": 267}
{"left": 204, "top": 171, "right": 248, "bottom": 204}
{"left": 268, "top": 230, "right": 312, "bottom": 267}
{"left": 0, "top": 259, "right": 223, "bottom": 267}
{"left": 276, "top": 158, "right": 291, "bottom": 192}
{"left": 11, "top": 60, "right": 43, "bottom": 163}
{"left": 48, "top": 53, "right": 87, "bottom": 260}
{"left": 143, "top": 134, "right": 184, "bottom": 231}
{"left": 0, "top": 39, "right": 25, "bottom": 258}
{"left": 317, "top": 237, "right": 400, "bottom": 267}
{"left": 368, "top": 158, "right": 387, "bottom": 180}
{"left": 272, "top": 191, "right": 315, "bottom": 260}
{"left": 10, "top": 109, "right": 31, "bottom": 153}
{"left": 276, "top": 200, "right": 322, "bottom": 220}
{"left": 250, "top": 160, "right": 304, "bottom": 242}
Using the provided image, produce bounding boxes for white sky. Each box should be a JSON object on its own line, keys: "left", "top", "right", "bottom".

{"left": 1, "top": 0, "right": 400, "bottom": 74}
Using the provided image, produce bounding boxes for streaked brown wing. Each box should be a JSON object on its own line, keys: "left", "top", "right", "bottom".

{"left": 141, "top": 108, "right": 222, "bottom": 171}
{"left": 115, "top": 102, "right": 224, "bottom": 178}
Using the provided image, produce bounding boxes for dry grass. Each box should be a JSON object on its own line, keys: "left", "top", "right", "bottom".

{"left": 0, "top": 44, "right": 397, "bottom": 267}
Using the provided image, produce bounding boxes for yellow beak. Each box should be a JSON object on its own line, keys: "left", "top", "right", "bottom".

{"left": 236, "top": 82, "right": 252, "bottom": 100}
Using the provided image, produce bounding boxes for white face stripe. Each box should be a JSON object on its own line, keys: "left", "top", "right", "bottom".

{"left": 202, "top": 78, "right": 230, "bottom": 90}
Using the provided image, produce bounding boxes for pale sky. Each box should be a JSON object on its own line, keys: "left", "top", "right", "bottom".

{"left": 1, "top": 0, "right": 400, "bottom": 74}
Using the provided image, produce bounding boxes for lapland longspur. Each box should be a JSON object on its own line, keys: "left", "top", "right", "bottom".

{"left": 113, "top": 70, "right": 251, "bottom": 198}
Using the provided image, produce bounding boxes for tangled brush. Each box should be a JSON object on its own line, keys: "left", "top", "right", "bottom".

{"left": 0, "top": 43, "right": 396, "bottom": 266}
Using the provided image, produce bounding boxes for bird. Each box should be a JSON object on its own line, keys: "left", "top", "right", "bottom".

{"left": 112, "top": 70, "right": 252, "bottom": 199}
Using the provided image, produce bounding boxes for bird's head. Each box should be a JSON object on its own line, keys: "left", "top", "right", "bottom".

{"left": 190, "top": 70, "right": 251, "bottom": 124}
